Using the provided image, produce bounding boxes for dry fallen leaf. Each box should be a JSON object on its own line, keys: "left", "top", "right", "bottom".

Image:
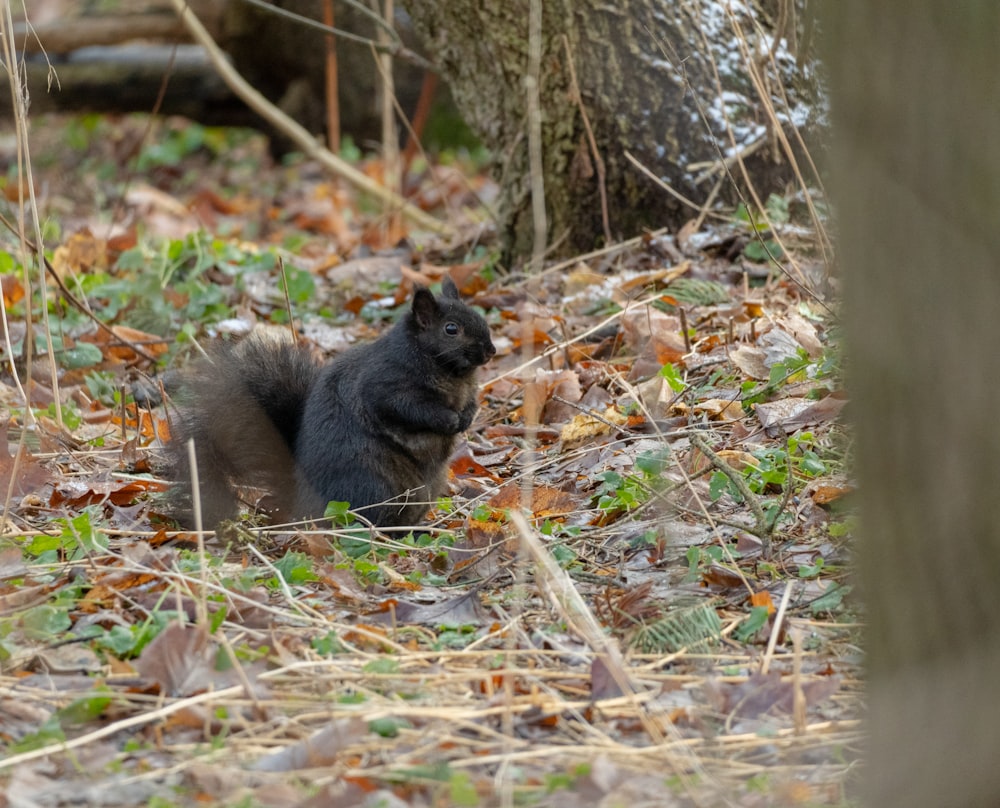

{"left": 750, "top": 590, "right": 776, "bottom": 615}
{"left": 252, "top": 718, "right": 367, "bottom": 772}
{"left": 755, "top": 395, "right": 847, "bottom": 435}
{"left": 729, "top": 343, "right": 769, "bottom": 379}
{"left": 671, "top": 398, "right": 744, "bottom": 421}
{"left": 134, "top": 622, "right": 213, "bottom": 697}
{"left": 703, "top": 671, "right": 840, "bottom": 720}
{"left": 560, "top": 406, "right": 628, "bottom": 445}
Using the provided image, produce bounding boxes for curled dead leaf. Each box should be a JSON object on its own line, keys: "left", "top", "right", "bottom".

{"left": 671, "top": 398, "right": 744, "bottom": 422}
{"left": 560, "top": 406, "right": 628, "bottom": 445}
{"left": 252, "top": 718, "right": 367, "bottom": 772}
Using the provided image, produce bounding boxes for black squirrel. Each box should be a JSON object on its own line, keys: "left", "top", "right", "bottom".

{"left": 166, "top": 278, "right": 496, "bottom": 528}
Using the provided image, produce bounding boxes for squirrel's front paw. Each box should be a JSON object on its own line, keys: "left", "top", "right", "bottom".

{"left": 456, "top": 400, "right": 478, "bottom": 432}
{"left": 442, "top": 409, "right": 463, "bottom": 434}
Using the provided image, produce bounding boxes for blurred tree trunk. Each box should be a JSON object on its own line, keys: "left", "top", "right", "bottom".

{"left": 403, "top": 0, "right": 823, "bottom": 260}
{"left": 825, "top": 4, "right": 1000, "bottom": 807}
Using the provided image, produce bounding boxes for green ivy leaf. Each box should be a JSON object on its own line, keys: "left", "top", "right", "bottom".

{"left": 734, "top": 605, "right": 771, "bottom": 642}
{"left": 709, "top": 471, "right": 731, "bottom": 502}
{"left": 21, "top": 604, "right": 72, "bottom": 639}
{"left": 658, "top": 362, "right": 687, "bottom": 393}
{"left": 60, "top": 342, "right": 103, "bottom": 369}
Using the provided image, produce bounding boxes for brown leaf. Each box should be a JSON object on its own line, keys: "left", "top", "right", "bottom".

{"left": 487, "top": 482, "right": 581, "bottom": 519}
{"left": 559, "top": 406, "right": 628, "bottom": 445}
{"left": 620, "top": 307, "right": 681, "bottom": 352}
{"left": 252, "top": 718, "right": 367, "bottom": 772}
{"left": 672, "top": 398, "right": 744, "bottom": 422}
{"left": 703, "top": 671, "right": 840, "bottom": 719}
{"left": 591, "top": 657, "right": 625, "bottom": 700}
{"left": 0, "top": 546, "right": 26, "bottom": 580}
{"left": 808, "top": 481, "right": 854, "bottom": 505}
{"left": 599, "top": 580, "right": 657, "bottom": 628}
{"left": 134, "top": 622, "right": 213, "bottom": 696}
{"left": 0, "top": 438, "right": 51, "bottom": 500}
{"left": 702, "top": 563, "right": 746, "bottom": 591}
{"left": 51, "top": 229, "right": 108, "bottom": 276}
{"left": 755, "top": 395, "right": 847, "bottom": 436}
{"left": 90, "top": 324, "right": 170, "bottom": 360}
{"left": 618, "top": 261, "right": 690, "bottom": 293}
{"left": 780, "top": 395, "right": 848, "bottom": 433}
{"left": 729, "top": 344, "right": 770, "bottom": 380}
{"left": 50, "top": 475, "right": 166, "bottom": 509}
{"left": 368, "top": 589, "right": 486, "bottom": 627}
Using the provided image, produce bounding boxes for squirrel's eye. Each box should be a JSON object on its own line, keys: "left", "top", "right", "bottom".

{"left": 444, "top": 322, "right": 460, "bottom": 336}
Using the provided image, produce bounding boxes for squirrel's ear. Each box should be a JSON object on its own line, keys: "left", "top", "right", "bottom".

{"left": 441, "top": 276, "right": 460, "bottom": 300}
{"left": 412, "top": 286, "right": 439, "bottom": 328}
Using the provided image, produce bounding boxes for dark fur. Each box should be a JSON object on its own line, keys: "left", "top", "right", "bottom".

{"left": 166, "top": 279, "right": 495, "bottom": 528}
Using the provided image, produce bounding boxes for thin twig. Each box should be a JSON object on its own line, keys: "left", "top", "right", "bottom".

{"left": 167, "top": 0, "right": 449, "bottom": 235}
{"left": 525, "top": 0, "right": 547, "bottom": 274}
{"left": 322, "top": 0, "right": 340, "bottom": 153}
{"left": 760, "top": 579, "right": 795, "bottom": 675}
{"left": 688, "top": 431, "right": 770, "bottom": 554}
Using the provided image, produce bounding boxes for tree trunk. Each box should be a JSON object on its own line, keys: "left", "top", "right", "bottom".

{"left": 825, "top": 4, "right": 1000, "bottom": 807}
{"left": 403, "top": 0, "right": 822, "bottom": 260}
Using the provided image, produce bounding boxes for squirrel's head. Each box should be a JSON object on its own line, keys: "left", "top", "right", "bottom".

{"left": 410, "top": 277, "right": 496, "bottom": 374}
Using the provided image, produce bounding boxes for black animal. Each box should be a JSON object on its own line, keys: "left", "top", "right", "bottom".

{"left": 166, "top": 279, "right": 495, "bottom": 527}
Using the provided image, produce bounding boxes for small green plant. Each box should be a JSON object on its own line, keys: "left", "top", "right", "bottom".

{"left": 33, "top": 333, "right": 103, "bottom": 371}
{"left": 134, "top": 121, "right": 228, "bottom": 171}
{"left": 278, "top": 264, "right": 316, "bottom": 305}
{"left": 684, "top": 544, "right": 725, "bottom": 582}
{"left": 434, "top": 624, "right": 479, "bottom": 650}
{"left": 797, "top": 557, "right": 825, "bottom": 579}
{"left": 56, "top": 689, "right": 114, "bottom": 726}
{"left": 369, "top": 716, "right": 411, "bottom": 738}
{"left": 312, "top": 631, "right": 347, "bottom": 656}
{"left": 630, "top": 599, "right": 724, "bottom": 653}
{"left": 709, "top": 432, "right": 826, "bottom": 506}
{"left": 448, "top": 771, "right": 480, "bottom": 807}
{"left": 659, "top": 362, "right": 687, "bottom": 393}
{"left": 84, "top": 370, "right": 123, "bottom": 407}
{"left": 736, "top": 194, "right": 788, "bottom": 263}
{"left": 543, "top": 763, "right": 592, "bottom": 795}
{"left": 734, "top": 604, "right": 771, "bottom": 642}
{"left": 19, "top": 603, "right": 73, "bottom": 640}
{"left": 594, "top": 446, "right": 671, "bottom": 515}
{"left": 810, "top": 582, "right": 851, "bottom": 616}
{"left": 8, "top": 715, "right": 66, "bottom": 754}
{"left": 92, "top": 611, "right": 177, "bottom": 659}
{"left": 76, "top": 232, "right": 283, "bottom": 342}
{"left": 363, "top": 657, "right": 400, "bottom": 675}
{"left": 24, "top": 510, "right": 107, "bottom": 562}
{"left": 268, "top": 552, "right": 319, "bottom": 587}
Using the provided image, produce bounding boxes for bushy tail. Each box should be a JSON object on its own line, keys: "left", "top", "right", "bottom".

{"left": 164, "top": 329, "right": 319, "bottom": 527}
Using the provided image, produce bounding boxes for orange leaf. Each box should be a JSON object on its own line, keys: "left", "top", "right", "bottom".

{"left": 810, "top": 483, "right": 854, "bottom": 505}
{"left": 1, "top": 275, "right": 24, "bottom": 307}
{"left": 750, "top": 590, "right": 776, "bottom": 615}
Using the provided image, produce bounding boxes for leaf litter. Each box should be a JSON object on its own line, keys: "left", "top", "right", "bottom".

{"left": 0, "top": 114, "right": 859, "bottom": 806}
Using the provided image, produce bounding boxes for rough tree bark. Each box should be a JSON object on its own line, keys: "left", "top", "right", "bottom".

{"left": 825, "top": 4, "right": 1000, "bottom": 807}
{"left": 403, "top": 0, "right": 822, "bottom": 259}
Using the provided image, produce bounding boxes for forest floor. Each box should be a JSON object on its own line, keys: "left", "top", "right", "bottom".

{"left": 0, "top": 114, "right": 859, "bottom": 807}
